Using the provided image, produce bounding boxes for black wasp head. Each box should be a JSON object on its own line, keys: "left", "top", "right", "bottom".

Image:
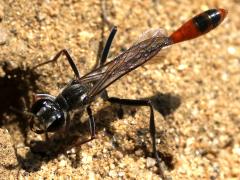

{"left": 31, "top": 98, "right": 66, "bottom": 133}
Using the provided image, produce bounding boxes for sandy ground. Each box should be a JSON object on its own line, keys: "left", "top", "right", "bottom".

{"left": 0, "top": 0, "right": 239, "bottom": 179}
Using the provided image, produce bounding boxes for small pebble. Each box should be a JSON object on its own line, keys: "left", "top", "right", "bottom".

{"left": 146, "top": 157, "right": 156, "bottom": 168}
{"left": 81, "top": 154, "right": 93, "bottom": 164}
{"left": 0, "top": 27, "right": 8, "bottom": 45}
{"left": 108, "top": 170, "right": 117, "bottom": 178}
{"left": 118, "top": 171, "right": 125, "bottom": 177}
{"left": 36, "top": 12, "right": 46, "bottom": 21}
{"left": 59, "top": 159, "right": 67, "bottom": 167}
{"left": 110, "top": 163, "right": 115, "bottom": 169}
{"left": 227, "top": 46, "right": 236, "bottom": 55}
{"left": 135, "top": 149, "right": 144, "bottom": 156}
{"left": 115, "top": 151, "right": 124, "bottom": 159}
{"left": 233, "top": 146, "right": 240, "bottom": 156}
{"left": 88, "top": 171, "right": 95, "bottom": 180}
{"left": 178, "top": 63, "right": 188, "bottom": 70}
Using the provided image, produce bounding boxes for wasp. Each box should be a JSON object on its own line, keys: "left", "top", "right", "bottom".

{"left": 30, "top": 9, "right": 227, "bottom": 177}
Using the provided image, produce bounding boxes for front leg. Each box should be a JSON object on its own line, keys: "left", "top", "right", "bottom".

{"left": 86, "top": 106, "right": 96, "bottom": 139}
{"left": 32, "top": 49, "right": 81, "bottom": 79}
{"left": 73, "top": 106, "right": 96, "bottom": 146}
{"left": 105, "top": 95, "right": 165, "bottom": 179}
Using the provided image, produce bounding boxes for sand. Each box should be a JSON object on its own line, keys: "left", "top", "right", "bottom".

{"left": 0, "top": 0, "right": 239, "bottom": 179}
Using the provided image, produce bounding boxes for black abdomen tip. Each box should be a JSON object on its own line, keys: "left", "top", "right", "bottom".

{"left": 193, "top": 9, "right": 224, "bottom": 33}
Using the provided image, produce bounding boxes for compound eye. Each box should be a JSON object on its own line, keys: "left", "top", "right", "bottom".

{"left": 31, "top": 99, "right": 65, "bottom": 133}
{"left": 31, "top": 99, "right": 50, "bottom": 114}
{"left": 30, "top": 99, "right": 52, "bottom": 133}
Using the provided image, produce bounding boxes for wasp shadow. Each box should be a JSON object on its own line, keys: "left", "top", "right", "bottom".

{"left": 148, "top": 91, "right": 181, "bottom": 117}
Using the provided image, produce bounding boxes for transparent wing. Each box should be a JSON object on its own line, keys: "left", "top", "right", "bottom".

{"left": 78, "top": 29, "right": 172, "bottom": 101}
{"left": 134, "top": 28, "right": 167, "bottom": 44}
{"left": 78, "top": 28, "right": 169, "bottom": 84}
{"left": 136, "top": 28, "right": 170, "bottom": 65}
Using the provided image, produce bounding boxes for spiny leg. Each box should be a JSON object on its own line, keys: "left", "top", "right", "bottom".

{"left": 106, "top": 96, "right": 165, "bottom": 178}
{"left": 32, "top": 49, "right": 81, "bottom": 79}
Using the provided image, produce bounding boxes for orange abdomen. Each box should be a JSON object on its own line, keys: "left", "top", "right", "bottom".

{"left": 170, "top": 9, "right": 227, "bottom": 44}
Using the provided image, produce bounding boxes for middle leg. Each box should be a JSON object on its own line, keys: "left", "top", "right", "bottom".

{"left": 106, "top": 96, "right": 165, "bottom": 178}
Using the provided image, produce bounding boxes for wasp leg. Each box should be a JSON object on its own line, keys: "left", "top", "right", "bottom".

{"left": 98, "top": 26, "right": 118, "bottom": 100}
{"left": 64, "top": 114, "right": 71, "bottom": 135}
{"left": 99, "top": 26, "right": 117, "bottom": 66}
{"left": 43, "top": 123, "right": 49, "bottom": 141}
{"left": 32, "top": 49, "right": 81, "bottom": 79}
{"left": 106, "top": 96, "right": 165, "bottom": 179}
{"left": 73, "top": 106, "right": 96, "bottom": 147}
{"left": 94, "top": 26, "right": 117, "bottom": 71}
{"left": 86, "top": 106, "right": 96, "bottom": 139}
